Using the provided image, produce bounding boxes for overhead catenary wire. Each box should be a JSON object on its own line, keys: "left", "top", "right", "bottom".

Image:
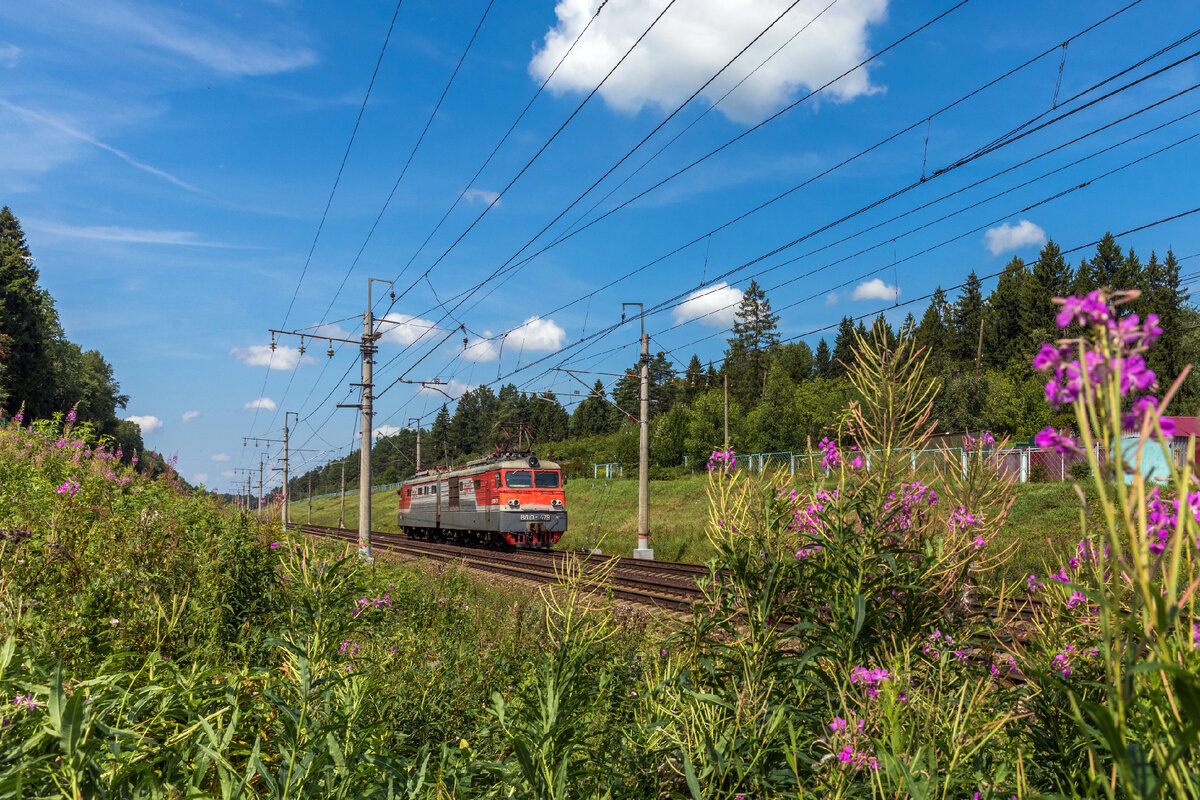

{"left": 367, "top": 27, "right": 1197, "bottom": 397}
{"left": 368, "top": 0, "right": 1161, "bottom": 383}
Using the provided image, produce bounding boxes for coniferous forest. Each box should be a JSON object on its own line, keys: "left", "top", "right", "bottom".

{"left": 0, "top": 207, "right": 146, "bottom": 460}
{"left": 289, "top": 231, "right": 1199, "bottom": 498}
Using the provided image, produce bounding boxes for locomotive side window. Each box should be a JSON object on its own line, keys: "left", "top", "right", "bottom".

{"left": 534, "top": 470, "right": 560, "bottom": 488}
{"left": 505, "top": 470, "right": 533, "bottom": 488}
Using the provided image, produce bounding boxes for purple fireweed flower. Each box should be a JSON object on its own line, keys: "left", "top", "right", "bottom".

{"left": 65, "top": 409, "right": 76, "bottom": 424}
{"left": 1035, "top": 427, "right": 1080, "bottom": 455}
{"left": 269, "top": 542, "right": 280, "bottom": 549}
{"left": 850, "top": 667, "right": 891, "bottom": 697}
{"left": 795, "top": 545, "right": 823, "bottom": 560}
{"left": 1055, "top": 291, "right": 1109, "bottom": 329}
{"left": 1027, "top": 574, "right": 1044, "bottom": 592}
{"left": 55, "top": 478, "right": 80, "bottom": 498}
{"left": 829, "top": 716, "right": 847, "bottom": 733}
{"left": 948, "top": 505, "right": 981, "bottom": 533}
{"left": 818, "top": 437, "right": 841, "bottom": 470}
{"left": 12, "top": 694, "right": 38, "bottom": 711}
{"left": 1032, "top": 343, "right": 1064, "bottom": 372}
{"left": 1067, "top": 591, "right": 1087, "bottom": 610}
{"left": 1119, "top": 354, "right": 1156, "bottom": 396}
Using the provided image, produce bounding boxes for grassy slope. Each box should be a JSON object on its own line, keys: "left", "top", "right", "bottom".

{"left": 294, "top": 472, "right": 1094, "bottom": 584}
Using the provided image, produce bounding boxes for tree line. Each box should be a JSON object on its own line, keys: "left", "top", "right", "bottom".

{"left": 289, "top": 232, "right": 1199, "bottom": 497}
{"left": 0, "top": 207, "right": 146, "bottom": 459}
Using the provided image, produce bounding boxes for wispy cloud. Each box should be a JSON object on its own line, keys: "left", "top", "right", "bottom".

{"left": 181, "top": 410, "right": 201, "bottom": 423}
{"left": 231, "top": 345, "right": 317, "bottom": 370}
{"left": 211, "top": 453, "right": 231, "bottom": 462}
{"left": 27, "top": 219, "right": 241, "bottom": 247}
{"left": 0, "top": 98, "right": 205, "bottom": 194}
{"left": 46, "top": 0, "right": 316, "bottom": 77}
{"left": 0, "top": 43, "right": 19, "bottom": 68}
{"left": 193, "top": 473, "right": 209, "bottom": 484}
{"left": 461, "top": 188, "right": 501, "bottom": 206}
{"left": 244, "top": 397, "right": 277, "bottom": 411}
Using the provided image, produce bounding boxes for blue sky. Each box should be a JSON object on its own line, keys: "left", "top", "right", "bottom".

{"left": 2, "top": 0, "right": 1198, "bottom": 492}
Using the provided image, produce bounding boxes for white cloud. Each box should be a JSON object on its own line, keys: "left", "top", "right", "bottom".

{"left": 851, "top": 278, "right": 900, "bottom": 301}
{"left": 124, "top": 414, "right": 163, "bottom": 433}
{"left": 511, "top": 317, "right": 566, "bottom": 352}
{"left": 244, "top": 397, "right": 277, "bottom": 411}
{"left": 377, "top": 313, "right": 441, "bottom": 347}
{"left": 985, "top": 220, "right": 1047, "bottom": 256}
{"left": 230, "top": 344, "right": 316, "bottom": 370}
{"left": 221, "top": 470, "right": 235, "bottom": 478}
{"left": 462, "top": 317, "right": 566, "bottom": 362}
{"left": 26, "top": 219, "right": 236, "bottom": 246}
{"left": 181, "top": 410, "right": 200, "bottom": 423}
{"left": 211, "top": 453, "right": 231, "bottom": 462}
{"left": 825, "top": 292, "right": 839, "bottom": 305}
{"left": 0, "top": 98, "right": 205, "bottom": 194}
{"left": 672, "top": 282, "right": 742, "bottom": 327}
{"left": 461, "top": 188, "right": 501, "bottom": 206}
{"left": 530, "top": 0, "right": 888, "bottom": 125}
{"left": 0, "top": 43, "right": 20, "bottom": 68}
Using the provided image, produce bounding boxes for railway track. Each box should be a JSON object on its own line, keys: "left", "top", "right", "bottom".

{"left": 295, "top": 524, "right": 708, "bottom": 612}
{"left": 293, "top": 524, "right": 1050, "bottom": 639}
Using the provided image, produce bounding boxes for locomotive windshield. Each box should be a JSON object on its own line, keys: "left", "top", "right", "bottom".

{"left": 505, "top": 470, "right": 532, "bottom": 487}
{"left": 504, "top": 469, "right": 560, "bottom": 488}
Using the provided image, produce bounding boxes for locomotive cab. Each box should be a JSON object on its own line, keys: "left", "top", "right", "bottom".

{"left": 397, "top": 452, "right": 567, "bottom": 548}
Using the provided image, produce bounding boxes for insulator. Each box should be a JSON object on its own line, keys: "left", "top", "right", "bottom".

{"left": 327, "top": 347, "right": 335, "bottom": 358}
{"left": 298, "top": 338, "right": 306, "bottom": 355}
{"left": 269, "top": 339, "right": 277, "bottom": 352}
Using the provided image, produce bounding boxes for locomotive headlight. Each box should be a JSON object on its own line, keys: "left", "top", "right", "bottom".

{"left": 551, "top": 499, "right": 562, "bottom": 508}
{"left": 508, "top": 499, "right": 520, "bottom": 508}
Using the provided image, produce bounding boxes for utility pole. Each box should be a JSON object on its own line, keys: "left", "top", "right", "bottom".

{"left": 307, "top": 476, "right": 312, "bottom": 524}
{"left": 624, "top": 302, "right": 653, "bottom": 560}
{"left": 975, "top": 316, "right": 985, "bottom": 378}
{"left": 258, "top": 453, "right": 266, "bottom": 518}
{"left": 409, "top": 417, "right": 422, "bottom": 472}
{"left": 338, "top": 458, "right": 347, "bottom": 529}
{"left": 284, "top": 412, "right": 296, "bottom": 530}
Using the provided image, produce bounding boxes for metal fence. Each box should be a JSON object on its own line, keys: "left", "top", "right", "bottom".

{"left": 594, "top": 441, "right": 1193, "bottom": 484}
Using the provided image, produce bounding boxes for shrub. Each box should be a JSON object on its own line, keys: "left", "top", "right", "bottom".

{"left": 1029, "top": 461, "right": 1049, "bottom": 483}
{"left": 1067, "top": 458, "right": 1091, "bottom": 481}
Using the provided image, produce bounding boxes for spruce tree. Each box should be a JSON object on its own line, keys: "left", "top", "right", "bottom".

{"left": 831, "top": 317, "right": 856, "bottom": 376}
{"left": 914, "top": 288, "right": 949, "bottom": 369}
{"left": 814, "top": 338, "right": 832, "bottom": 378}
{"left": 1026, "top": 240, "right": 1072, "bottom": 336}
{"left": 723, "top": 280, "right": 780, "bottom": 405}
{"left": 952, "top": 272, "right": 985, "bottom": 364}
{"left": 0, "top": 206, "right": 60, "bottom": 417}
{"left": 987, "top": 257, "right": 1028, "bottom": 364}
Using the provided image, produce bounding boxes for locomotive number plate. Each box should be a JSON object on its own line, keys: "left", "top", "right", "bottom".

{"left": 519, "top": 513, "right": 552, "bottom": 521}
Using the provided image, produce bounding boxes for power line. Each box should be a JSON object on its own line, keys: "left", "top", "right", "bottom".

{"left": 371, "top": 0, "right": 1160, "bottom": 380}
{"left": 368, "top": 24, "right": 1196, "bottom": 396}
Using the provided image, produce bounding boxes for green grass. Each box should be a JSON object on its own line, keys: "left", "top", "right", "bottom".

{"left": 291, "top": 472, "right": 1094, "bottom": 583}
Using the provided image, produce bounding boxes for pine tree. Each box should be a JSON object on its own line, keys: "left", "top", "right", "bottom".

{"left": 914, "top": 288, "right": 949, "bottom": 369}
{"left": 571, "top": 380, "right": 619, "bottom": 437}
{"left": 0, "top": 206, "right": 60, "bottom": 417}
{"left": 1026, "top": 240, "right": 1073, "bottom": 336}
{"left": 430, "top": 404, "right": 451, "bottom": 461}
{"left": 987, "top": 257, "right": 1029, "bottom": 364}
{"left": 952, "top": 271, "right": 985, "bottom": 363}
{"left": 723, "top": 280, "right": 780, "bottom": 405}
{"left": 831, "top": 317, "right": 857, "bottom": 376}
{"left": 814, "top": 338, "right": 832, "bottom": 378}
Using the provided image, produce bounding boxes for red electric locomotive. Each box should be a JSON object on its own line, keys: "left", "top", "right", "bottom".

{"left": 396, "top": 452, "right": 566, "bottom": 548}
